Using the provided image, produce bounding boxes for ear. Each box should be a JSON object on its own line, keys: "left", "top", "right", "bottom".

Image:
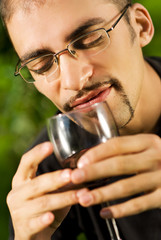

{"left": 131, "top": 3, "right": 154, "bottom": 47}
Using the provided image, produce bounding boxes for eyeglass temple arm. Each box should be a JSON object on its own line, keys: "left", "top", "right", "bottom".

{"left": 14, "top": 60, "right": 21, "bottom": 76}
{"left": 106, "top": 3, "right": 131, "bottom": 34}
{"left": 14, "top": 71, "right": 19, "bottom": 76}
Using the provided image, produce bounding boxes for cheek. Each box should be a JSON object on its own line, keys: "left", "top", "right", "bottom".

{"left": 34, "top": 80, "right": 69, "bottom": 111}
{"left": 95, "top": 37, "right": 144, "bottom": 108}
{"left": 34, "top": 81, "right": 59, "bottom": 103}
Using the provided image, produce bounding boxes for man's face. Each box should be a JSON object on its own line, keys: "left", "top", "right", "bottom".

{"left": 7, "top": 0, "right": 145, "bottom": 130}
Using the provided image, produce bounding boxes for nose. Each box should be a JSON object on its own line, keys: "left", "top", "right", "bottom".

{"left": 59, "top": 53, "right": 94, "bottom": 90}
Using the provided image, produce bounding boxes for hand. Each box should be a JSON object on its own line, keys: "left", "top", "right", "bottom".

{"left": 71, "top": 134, "right": 161, "bottom": 219}
{"left": 7, "top": 142, "right": 78, "bottom": 240}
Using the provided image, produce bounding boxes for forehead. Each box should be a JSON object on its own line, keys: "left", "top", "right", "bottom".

{"left": 7, "top": 0, "right": 116, "bottom": 57}
{"left": 7, "top": 0, "right": 110, "bottom": 20}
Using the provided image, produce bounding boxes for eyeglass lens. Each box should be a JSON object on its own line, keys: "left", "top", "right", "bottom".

{"left": 20, "top": 29, "right": 110, "bottom": 83}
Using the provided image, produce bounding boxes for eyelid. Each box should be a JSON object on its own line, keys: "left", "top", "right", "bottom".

{"left": 20, "top": 49, "right": 55, "bottom": 65}
{"left": 31, "top": 62, "right": 52, "bottom": 75}
{"left": 65, "top": 18, "right": 105, "bottom": 42}
{"left": 21, "top": 53, "right": 55, "bottom": 68}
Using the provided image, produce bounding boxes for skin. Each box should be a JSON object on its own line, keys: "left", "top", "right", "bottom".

{"left": 6, "top": 0, "right": 161, "bottom": 239}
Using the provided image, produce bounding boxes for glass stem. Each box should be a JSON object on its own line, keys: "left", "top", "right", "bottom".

{"left": 101, "top": 202, "right": 122, "bottom": 240}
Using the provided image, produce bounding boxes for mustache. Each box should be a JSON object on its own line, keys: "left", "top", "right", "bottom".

{"left": 63, "top": 77, "right": 123, "bottom": 112}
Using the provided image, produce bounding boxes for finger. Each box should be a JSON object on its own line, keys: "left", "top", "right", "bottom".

{"left": 13, "top": 142, "right": 53, "bottom": 186}
{"left": 8, "top": 169, "right": 72, "bottom": 205}
{"left": 100, "top": 188, "right": 161, "bottom": 219}
{"left": 76, "top": 170, "right": 161, "bottom": 207}
{"left": 77, "top": 134, "right": 160, "bottom": 168}
{"left": 27, "top": 212, "right": 55, "bottom": 236}
{"left": 72, "top": 150, "right": 159, "bottom": 184}
{"left": 27, "top": 169, "right": 72, "bottom": 198}
{"left": 19, "top": 190, "right": 78, "bottom": 216}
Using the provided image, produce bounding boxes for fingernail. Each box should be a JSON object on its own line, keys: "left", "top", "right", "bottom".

{"left": 61, "top": 169, "right": 71, "bottom": 182}
{"left": 72, "top": 169, "right": 85, "bottom": 183}
{"left": 78, "top": 156, "right": 89, "bottom": 168}
{"left": 78, "top": 192, "right": 93, "bottom": 206}
{"left": 76, "top": 188, "right": 89, "bottom": 197}
{"left": 42, "top": 142, "right": 52, "bottom": 152}
{"left": 100, "top": 209, "right": 113, "bottom": 219}
{"left": 41, "top": 212, "right": 54, "bottom": 224}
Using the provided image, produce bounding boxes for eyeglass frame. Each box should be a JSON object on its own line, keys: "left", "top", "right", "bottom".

{"left": 14, "top": 3, "right": 131, "bottom": 83}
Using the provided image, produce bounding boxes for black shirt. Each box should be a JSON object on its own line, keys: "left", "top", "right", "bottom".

{"left": 9, "top": 57, "right": 161, "bottom": 240}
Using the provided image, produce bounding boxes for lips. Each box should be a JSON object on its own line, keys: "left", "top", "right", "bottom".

{"left": 71, "top": 84, "right": 112, "bottom": 110}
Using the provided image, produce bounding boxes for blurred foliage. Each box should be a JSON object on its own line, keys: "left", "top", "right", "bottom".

{"left": 0, "top": 0, "right": 161, "bottom": 239}
{"left": 0, "top": 18, "right": 57, "bottom": 240}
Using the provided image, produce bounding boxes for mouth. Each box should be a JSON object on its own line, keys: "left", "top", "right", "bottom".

{"left": 71, "top": 84, "right": 112, "bottom": 110}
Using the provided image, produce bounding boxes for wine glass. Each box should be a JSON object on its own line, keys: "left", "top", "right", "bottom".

{"left": 47, "top": 101, "right": 121, "bottom": 240}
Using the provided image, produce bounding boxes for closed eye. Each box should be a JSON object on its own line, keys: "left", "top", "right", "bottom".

{"left": 73, "top": 31, "right": 106, "bottom": 50}
{"left": 27, "top": 55, "right": 54, "bottom": 75}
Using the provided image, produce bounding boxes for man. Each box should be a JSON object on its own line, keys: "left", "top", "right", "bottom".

{"left": 1, "top": 0, "right": 161, "bottom": 239}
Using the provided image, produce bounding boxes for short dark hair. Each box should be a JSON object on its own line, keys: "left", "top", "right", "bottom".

{"left": 0, "top": 0, "right": 15, "bottom": 23}
{"left": 0, "top": 0, "right": 46, "bottom": 23}
{"left": 109, "top": 0, "right": 132, "bottom": 8}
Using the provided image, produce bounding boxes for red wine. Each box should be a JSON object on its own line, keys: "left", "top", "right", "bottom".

{"left": 61, "top": 149, "right": 109, "bottom": 189}
{"left": 61, "top": 149, "right": 88, "bottom": 169}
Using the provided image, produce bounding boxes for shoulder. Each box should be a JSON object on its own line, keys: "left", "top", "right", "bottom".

{"left": 145, "top": 56, "right": 161, "bottom": 78}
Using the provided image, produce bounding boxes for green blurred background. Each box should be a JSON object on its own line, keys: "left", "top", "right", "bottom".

{"left": 0, "top": 1, "right": 161, "bottom": 239}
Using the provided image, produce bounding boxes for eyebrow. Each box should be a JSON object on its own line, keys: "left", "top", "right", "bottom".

{"left": 65, "top": 18, "right": 105, "bottom": 42}
{"left": 20, "top": 18, "right": 105, "bottom": 63}
{"left": 20, "top": 49, "right": 52, "bottom": 63}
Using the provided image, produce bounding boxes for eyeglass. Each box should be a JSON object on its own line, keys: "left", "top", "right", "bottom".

{"left": 14, "top": 4, "right": 131, "bottom": 83}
